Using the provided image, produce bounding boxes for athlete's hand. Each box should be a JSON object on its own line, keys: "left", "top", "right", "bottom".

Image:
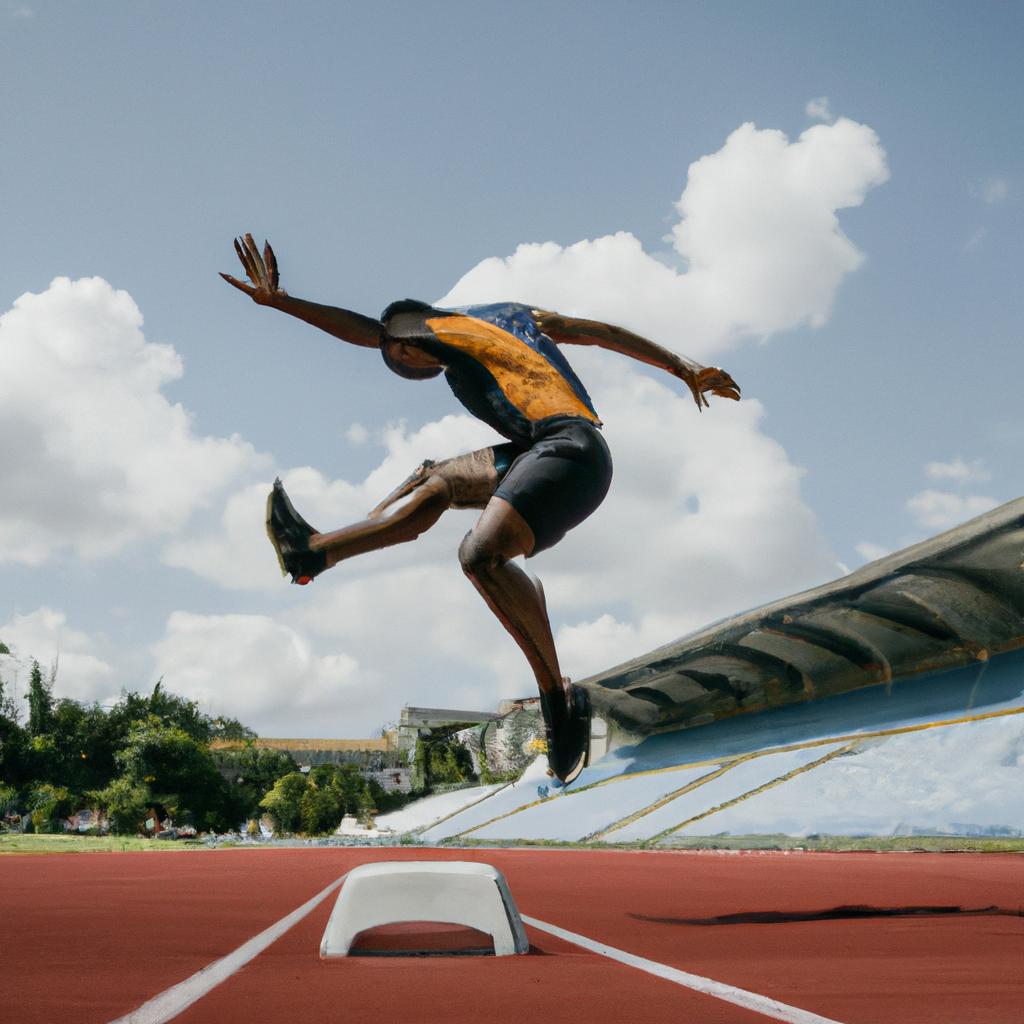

{"left": 681, "top": 366, "right": 741, "bottom": 411}
{"left": 220, "top": 233, "right": 287, "bottom": 306}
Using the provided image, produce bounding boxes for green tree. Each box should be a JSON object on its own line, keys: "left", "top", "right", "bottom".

{"left": 334, "top": 764, "right": 370, "bottom": 814}
{"left": 259, "top": 772, "right": 309, "bottom": 833}
{"left": 214, "top": 743, "right": 298, "bottom": 823}
{"left": 46, "top": 699, "right": 121, "bottom": 793}
{"left": 115, "top": 717, "right": 230, "bottom": 829}
{"left": 90, "top": 776, "right": 153, "bottom": 835}
{"left": 27, "top": 661, "right": 54, "bottom": 737}
{"left": 0, "top": 664, "right": 29, "bottom": 789}
{"left": 27, "top": 782, "right": 71, "bottom": 833}
{"left": 421, "top": 736, "right": 476, "bottom": 789}
{"left": 299, "top": 782, "right": 343, "bottom": 835}
{"left": 209, "top": 716, "right": 257, "bottom": 742}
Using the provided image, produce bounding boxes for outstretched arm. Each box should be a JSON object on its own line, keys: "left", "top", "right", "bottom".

{"left": 220, "top": 234, "right": 382, "bottom": 349}
{"left": 533, "top": 309, "right": 740, "bottom": 411}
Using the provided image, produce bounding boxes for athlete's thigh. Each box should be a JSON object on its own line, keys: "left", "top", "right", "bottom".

{"left": 435, "top": 442, "right": 522, "bottom": 509}
{"left": 465, "top": 495, "right": 536, "bottom": 561}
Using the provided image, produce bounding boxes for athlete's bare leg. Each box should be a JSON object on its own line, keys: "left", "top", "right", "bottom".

{"left": 458, "top": 498, "right": 567, "bottom": 702}
{"left": 307, "top": 447, "right": 499, "bottom": 569}
{"left": 459, "top": 498, "right": 589, "bottom": 780}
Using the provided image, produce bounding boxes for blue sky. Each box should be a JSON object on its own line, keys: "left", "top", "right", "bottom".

{"left": 1, "top": 2, "right": 1020, "bottom": 734}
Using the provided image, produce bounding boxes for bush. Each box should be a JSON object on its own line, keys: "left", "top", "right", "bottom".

{"left": 300, "top": 784, "right": 343, "bottom": 836}
{"left": 259, "top": 773, "right": 309, "bottom": 834}
{"left": 27, "top": 782, "right": 72, "bottom": 823}
{"left": 0, "top": 783, "right": 18, "bottom": 815}
{"left": 30, "top": 811, "right": 64, "bottom": 834}
{"left": 90, "top": 777, "right": 153, "bottom": 836}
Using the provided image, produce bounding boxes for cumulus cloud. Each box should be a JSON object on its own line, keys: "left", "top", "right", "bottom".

{"left": 904, "top": 456, "right": 1000, "bottom": 533}
{"left": 345, "top": 422, "right": 370, "bottom": 445}
{"left": 169, "top": 356, "right": 840, "bottom": 717}
{"left": 159, "top": 113, "right": 883, "bottom": 727}
{"left": 0, "top": 608, "right": 116, "bottom": 705}
{"left": 150, "top": 612, "right": 364, "bottom": 736}
{"left": 163, "top": 414, "right": 498, "bottom": 590}
{"left": 537, "top": 350, "right": 838, "bottom": 677}
{"left": 905, "top": 489, "right": 999, "bottom": 532}
{"left": 0, "top": 277, "right": 264, "bottom": 565}
{"left": 440, "top": 117, "right": 889, "bottom": 363}
{"left": 924, "top": 457, "right": 991, "bottom": 484}
{"left": 805, "top": 96, "right": 834, "bottom": 122}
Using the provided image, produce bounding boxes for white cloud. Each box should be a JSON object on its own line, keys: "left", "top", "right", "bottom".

{"left": 805, "top": 96, "right": 833, "bottom": 123}
{"left": 924, "top": 456, "right": 991, "bottom": 485}
{"left": 976, "top": 177, "right": 1010, "bottom": 205}
{"left": 345, "top": 422, "right": 369, "bottom": 445}
{"left": 0, "top": 277, "right": 264, "bottom": 565}
{"left": 0, "top": 608, "right": 116, "bottom": 705}
{"left": 168, "top": 357, "right": 840, "bottom": 715}
{"left": 905, "top": 489, "right": 999, "bottom": 532}
{"left": 150, "top": 612, "right": 364, "bottom": 736}
{"left": 159, "top": 113, "right": 884, "bottom": 731}
{"left": 163, "top": 414, "right": 498, "bottom": 590}
{"left": 536, "top": 350, "right": 839, "bottom": 676}
{"left": 440, "top": 117, "right": 888, "bottom": 363}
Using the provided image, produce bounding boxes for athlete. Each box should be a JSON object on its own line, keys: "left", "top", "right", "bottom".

{"left": 222, "top": 234, "right": 740, "bottom": 783}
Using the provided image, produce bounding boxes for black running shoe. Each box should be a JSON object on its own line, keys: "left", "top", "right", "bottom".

{"left": 265, "top": 478, "right": 327, "bottom": 585}
{"left": 542, "top": 683, "right": 591, "bottom": 785}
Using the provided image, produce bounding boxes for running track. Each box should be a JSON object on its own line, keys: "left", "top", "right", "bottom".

{"left": 3, "top": 848, "right": 1021, "bottom": 1024}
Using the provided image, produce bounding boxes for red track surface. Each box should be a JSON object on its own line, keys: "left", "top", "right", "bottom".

{"left": 2, "top": 848, "right": 1021, "bottom": 1024}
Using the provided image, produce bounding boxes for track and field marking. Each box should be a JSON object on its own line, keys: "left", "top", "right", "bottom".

{"left": 107, "top": 876, "right": 346, "bottom": 1024}
{"left": 446, "top": 703, "right": 1024, "bottom": 841}
{"left": 593, "top": 742, "right": 857, "bottom": 845}
{"left": 642, "top": 741, "right": 860, "bottom": 845}
{"left": 522, "top": 914, "right": 845, "bottom": 1024}
{"left": 580, "top": 763, "right": 732, "bottom": 842}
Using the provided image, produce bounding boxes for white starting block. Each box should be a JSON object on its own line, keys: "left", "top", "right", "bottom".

{"left": 320, "top": 860, "right": 529, "bottom": 957}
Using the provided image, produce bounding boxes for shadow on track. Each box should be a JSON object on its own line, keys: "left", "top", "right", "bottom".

{"left": 631, "top": 904, "right": 1023, "bottom": 925}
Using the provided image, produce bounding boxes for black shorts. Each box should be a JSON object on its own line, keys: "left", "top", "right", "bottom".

{"left": 492, "top": 417, "right": 613, "bottom": 554}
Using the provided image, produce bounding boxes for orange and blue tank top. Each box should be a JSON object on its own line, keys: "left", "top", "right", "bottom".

{"left": 380, "top": 300, "right": 601, "bottom": 446}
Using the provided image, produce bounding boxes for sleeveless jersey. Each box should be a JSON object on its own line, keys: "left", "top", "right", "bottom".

{"left": 380, "top": 300, "right": 601, "bottom": 445}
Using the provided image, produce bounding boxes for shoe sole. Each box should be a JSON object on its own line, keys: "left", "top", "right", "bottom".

{"left": 552, "top": 685, "right": 592, "bottom": 785}
{"left": 265, "top": 478, "right": 321, "bottom": 582}
{"left": 265, "top": 487, "right": 289, "bottom": 577}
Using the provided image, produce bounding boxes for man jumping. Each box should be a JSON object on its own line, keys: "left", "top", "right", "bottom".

{"left": 222, "top": 234, "right": 740, "bottom": 783}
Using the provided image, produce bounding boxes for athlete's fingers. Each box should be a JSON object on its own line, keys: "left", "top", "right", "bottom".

{"left": 242, "top": 233, "right": 266, "bottom": 286}
{"left": 233, "top": 237, "right": 256, "bottom": 282}
{"left": 236, "top": 235, "right": 263, "bottom": 286}
{"left": 219, "top": 271, "right": 255, "bottom": 296}
{"left": 264, "top": 240, "right": 280, "bottom": 291}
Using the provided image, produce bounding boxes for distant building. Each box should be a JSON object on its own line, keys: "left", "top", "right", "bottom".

{"left": 210, "top": 735, "right": 411, "bottom": 792}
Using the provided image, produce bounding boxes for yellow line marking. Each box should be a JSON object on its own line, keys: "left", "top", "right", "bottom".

{"left": 409, "top": 780, "right": 515, "bottom": 837}
{"left": 443, "top": 704, "right": 1024, "bottom": 842}
{"left": 589, "top": 702, "right": 1024, "bottom": 790}
{"left": 642, "top": 742, "right": 860, "bottom": 846}
{"left": 582, "top": 764, "right": 733, "bottom": 843}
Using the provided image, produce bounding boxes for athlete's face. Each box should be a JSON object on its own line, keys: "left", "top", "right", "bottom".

{"left": 381, "top": 338, "right": 444, "bottom": 380}
{"left": 393, "top": 342, "right": 441, "bottom": 370}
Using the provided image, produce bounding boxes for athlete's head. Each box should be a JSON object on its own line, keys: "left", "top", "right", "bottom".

{"left": 380, "top": 338, "right": 444, "bottom": 381}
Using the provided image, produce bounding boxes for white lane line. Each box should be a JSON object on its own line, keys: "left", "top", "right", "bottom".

{"left": 108, "top": 876, "right": 345, "bottom": 1024}
{"left": 521, "top": 915, "right": 844, "bottom": 1024}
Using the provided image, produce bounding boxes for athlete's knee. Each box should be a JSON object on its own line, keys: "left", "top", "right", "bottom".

{"left": 458, "top": 528, "right": 504, "bottom": 578}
